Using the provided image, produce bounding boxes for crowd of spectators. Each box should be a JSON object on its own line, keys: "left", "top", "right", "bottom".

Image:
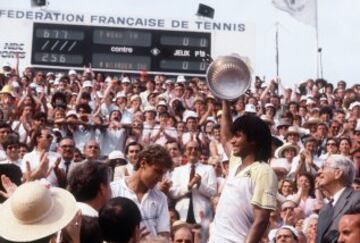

{"left": 0, "top": 61, "right": 359, "bottom": 243}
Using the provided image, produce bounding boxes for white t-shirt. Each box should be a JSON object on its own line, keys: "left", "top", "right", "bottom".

{"left": 110, "top": 178, "right": 170, "bottom": 236}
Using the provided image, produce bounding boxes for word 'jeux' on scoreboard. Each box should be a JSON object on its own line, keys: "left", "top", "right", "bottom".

{"left": 31, "top": 23, "right": 211, "bottom": 74}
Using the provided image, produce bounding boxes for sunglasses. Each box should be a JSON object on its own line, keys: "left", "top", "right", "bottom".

{"left": 326, "top": 143, "right": 336, "bottom": 146}
{"left": 7, "top": 145, "right": 19, "bottom": 150}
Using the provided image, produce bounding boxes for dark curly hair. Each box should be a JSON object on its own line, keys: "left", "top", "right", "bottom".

{"left": 134, "top": 144, "right": 173, "bottom": 170}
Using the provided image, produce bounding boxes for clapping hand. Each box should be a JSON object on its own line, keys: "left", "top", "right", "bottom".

{"left": 189, "top": 174, "right": 201, "bottom": 189}
{"left": 0, "top": 175, "right": 17, "bottom": 199}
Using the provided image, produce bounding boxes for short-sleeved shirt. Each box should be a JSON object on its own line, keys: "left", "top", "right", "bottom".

{"left": 209, "top": 154, "right": 278, "bottom": 243}
{"left": 111, "top": 178, "right": 170, "bottom": 236}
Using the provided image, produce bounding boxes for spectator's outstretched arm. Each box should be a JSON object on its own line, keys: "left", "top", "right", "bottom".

{"left": 220, "top": 100, "right": 232, "bottom": 157}
{"left": 75, "top": 86, "right": 84, "bottom": 106}
{"left": 102, "top": 79, "right": 116, "bottom": 104}
{"left": 15, "top": 53, "right": 19, "bottom": 76}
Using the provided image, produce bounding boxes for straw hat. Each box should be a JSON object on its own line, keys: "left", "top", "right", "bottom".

{"left": 285, "top": 126, "right": 302, "bottom": 137}
{"left": 0, "top": 85, "right": 15, "bottom": 98}
{"left": 275, "top": 143, "right": 300, "bottom": 158}
{"left": 303, "top": 117, "right": 322, "bottom": 128}
{"left": 0, "top": 181, "right": 77, "bottom": 242}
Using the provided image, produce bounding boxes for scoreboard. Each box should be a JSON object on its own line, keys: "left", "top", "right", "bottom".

{"left": 31, "top": 23, "right": 211, "bottom": 75}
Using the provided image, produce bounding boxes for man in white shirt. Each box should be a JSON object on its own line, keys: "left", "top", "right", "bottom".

{"left": 111, "top": 144, "right": 173, "bottom": 238}
{"left": 21, "top": 127, "right": 64, "bottom": 186}
{"left": 169, "top": 140, "right": 217, "bottom": 224}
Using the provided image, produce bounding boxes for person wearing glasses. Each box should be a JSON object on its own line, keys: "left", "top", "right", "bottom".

{"left": 316, "top": 154, "right": 360, "bottom": 243}
{"left": 21, "top": 127, "right": 64, "bottom": 186}
{"left": 57, "top": 137, "right": 75, "bottom": 177}
{"left": 0, "top": 135, "right": 22, "bottom": 168}
{"left": 319, "top": 138, "right": 338, "bottom": 161}
{"left": 169, "top": 141, "right": 217, "bottom": 225}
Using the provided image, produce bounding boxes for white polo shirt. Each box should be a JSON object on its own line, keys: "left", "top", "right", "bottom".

{"left": 111, "top": 178, "right": 170, "bottom": 236}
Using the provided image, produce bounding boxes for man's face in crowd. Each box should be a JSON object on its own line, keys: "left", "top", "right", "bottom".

{"left": 352, "top": 182, "right": 360, "bottom": 191}
{"left": 280, "top": 200, "right": 297, "bottom": 226}
{"left": 110, "top": 110, "right": 121, "bottom": 122}
{"left": 6, "top": 143, "right": 19, "bottom": 161}
{"left": 275, "top": 228, "right": 297, "bottom": 243}
{"left": 84, "top": 140, "right": 100, "bottom": 160}
{"left": 185, "top": 141, "right": 200, "bottom": 164}
{"left": 166, "top": 142, "right": 180, "bottom": 158}
{"left": 346, "top": 117, "right": 357, "bottom": 131}
{"left": 317, "top": 158, "right": 342, "bottom": 190}
{"left": 37, "top": 129, "right": 53, "bottom": 149}
{"left": 186, "top": 118, "right": 198, "bottom": 132}
{"left": 127, "top": 144, "right": 141, "bottom": 165}
{"left": 33, "top": 117, "right": 46, "bottom": 128}
{"left": 277, "top": 126, "right": 289, "bottom": 136}
{"left": 35, "top": 72, "right": 45, "bottom": 85}
{"left": 326, "top": 140, "right": 338, "bottom": 154}
{"left": 304, "top": 141, "right": 316, "bottom": 154}
{"left": 18, "top": 145, "right": 28, "bottom": 159}
{"left": 145, "top": 80, "right": 155, "bottom": 91}
{"left": 338, "top": 214, "right": 360, "bottom": 243}
{"left": 0, "top": 127, "right": 10, "bottom": 143}
{"left": 173, "top": 227, "right": 193, "bottom": 243}
{"left": 58, "top": 138, "right": 75, "bottom": 161}
{"left": 336, "top": 112, "right": 346, "bottom": 124}
{"left": 316, "top": 124, "right": 327, "bottom": 138}
{"left": 199, "top": 154, "right": 209, "bottom": 164}
{"left": 174, "top": 85, "right": 184, "bottom": 97}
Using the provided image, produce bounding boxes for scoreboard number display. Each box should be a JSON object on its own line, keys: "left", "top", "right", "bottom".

{"left": 31, "top": 23, "right": 211, "bottom": 75}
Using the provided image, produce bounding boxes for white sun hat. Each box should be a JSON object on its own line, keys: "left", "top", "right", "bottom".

{"left": 0, "top": 181, "right": 77, "bottom": 242}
